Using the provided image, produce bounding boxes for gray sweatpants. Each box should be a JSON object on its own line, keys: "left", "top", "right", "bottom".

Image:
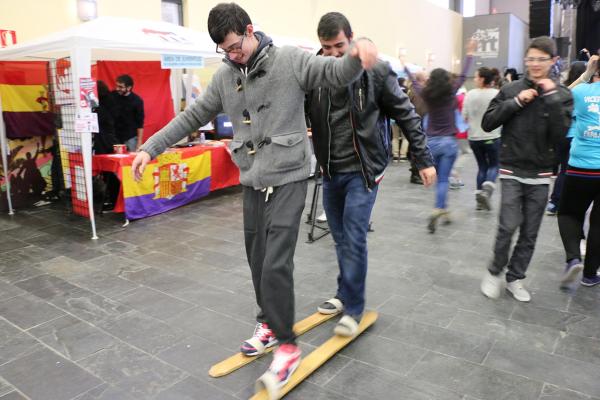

{"left": 243, "top": 180, "right": 307, "bottom": 344}
{"left": 489, "top": 179, "right": 549, "bottom": 282}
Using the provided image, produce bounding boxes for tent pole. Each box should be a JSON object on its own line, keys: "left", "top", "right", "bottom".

{"left": 0, "top": 95, "right": 14, "bottom": 215}
{"left": 71, "top": 46, "right": 98, "bottom": 239}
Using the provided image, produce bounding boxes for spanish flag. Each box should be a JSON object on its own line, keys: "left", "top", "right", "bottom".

{"left": 0, "top": 61, "right": 54, "bottom": 138}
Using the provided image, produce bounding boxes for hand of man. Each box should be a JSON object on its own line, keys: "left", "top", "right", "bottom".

{"left": 517, "top": 88, "right": 538, "bottom": 104}
{"left": 419, "top": 166, "right": 437, "bottom": 187}
{"left": 537, "top": 78, "right": 556, "bottom": 93}
{"left": 350, "top": 38, "right": 378, "bottom": 70}
{"left": 131, "top": 151, "right": 151, "bottom": 182}
{"left": 582, "top": 55, "right": 599, "bottom": 82}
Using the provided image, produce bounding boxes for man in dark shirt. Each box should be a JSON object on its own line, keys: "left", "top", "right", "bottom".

{"left": 306, "top": 12, "right": 435, "bottom": 337}
{"left": 111, "top": 74, "right": 144, "bottom": 151}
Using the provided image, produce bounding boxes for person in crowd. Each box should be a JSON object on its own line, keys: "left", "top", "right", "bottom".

{"left": 306, "top": 12, "right": 435, "bottom": 337}
{"left": 480, "top": 36, "right": 573, "bottom": 302}
{"left": 111, "top": 74, "right": 144, "bottom": 151}
{"left": 499, "top": 67, "right": 519, "bottom": 87}
{"left": 449, "top": 85, "right": 469, "bottom": 190}
{"left": 391, "top": 77, "right": 410, "bottom": 163}
{"left": 462, "top": 66, "right": 501, "bottom": 210}
{"left": 546, "top": 61, "right": 587, "bottom": 215}
{"left": 403, "top": 39, "right": 476, "bottom": 233}
{"left": 407, "top": 70, "right": 429, "bottom": 184}
{"left": 93, "top": 80, "right": 121, "bottom": 211}
{"left": 558, "top": 55, "right": 600, "bottom": 288}
{"left": 131, "top": 2, "right": 378, "bottom": 391}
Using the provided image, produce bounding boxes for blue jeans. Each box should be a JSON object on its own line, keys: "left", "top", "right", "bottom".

{"left": 469, "top": 138, "right": 500, "bottom": 189}
{"left": 428, "top": 136, "right": 458, "bottom": 209}
{"left": 322, "top": 172, "right": 378, "bottom": 316}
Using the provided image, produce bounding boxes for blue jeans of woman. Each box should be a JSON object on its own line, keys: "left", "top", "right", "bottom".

{"left": 428, "top": 135, "right": 458, "bottom": 209}
{"left": 322, "top": 172, "right": 378, "bottom": 317}
{"left": 469, "top": 138, "right": 500, "bottom": 189}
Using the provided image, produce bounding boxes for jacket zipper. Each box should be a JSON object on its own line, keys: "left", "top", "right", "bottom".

{"left": 349, "top": 108, "right": 370, "bottom": 190}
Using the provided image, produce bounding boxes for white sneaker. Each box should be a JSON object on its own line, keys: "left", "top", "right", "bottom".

{"left": 506, "top": 280, "right": 531, "bottom": 302}
{"left": 480, "top": 271, "right": 503, "bottom": 299}
{"left": 316, "top": 211, "right": 327, "bottom": 223}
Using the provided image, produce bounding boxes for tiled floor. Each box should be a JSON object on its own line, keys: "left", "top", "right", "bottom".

{"left": 1, "top": 157, "right": 600, "bottom": 400}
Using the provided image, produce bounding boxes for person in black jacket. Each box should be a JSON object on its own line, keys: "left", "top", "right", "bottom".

{"left": 111, "top": 74, "right": 144, "bottom": 151}
{"left": 306, "top": 12, "right": 435, "bottom": 337}
{"left": 480, "top": 36, "right": 573, "bottom": 302}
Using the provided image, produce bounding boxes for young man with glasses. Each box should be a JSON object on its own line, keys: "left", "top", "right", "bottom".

{"left": 131, "top": 2, "right": 378, "bottom": 392}
{"left": 111, "top": 74, "right": 144, "bottom": 152}
{"left": 306, "top": 12, "right": 435, "bottom": 337}
{"left": 480, "top": 36, "right": 573, "bottom": 302}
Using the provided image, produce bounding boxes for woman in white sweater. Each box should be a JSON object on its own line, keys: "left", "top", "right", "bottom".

{"left": 462, "top": 67, "right": 502, "bottom": 211}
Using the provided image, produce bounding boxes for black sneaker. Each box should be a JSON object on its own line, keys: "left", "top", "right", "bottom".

{"left": 410, "top": 175, "right": 423, "bottom": 185}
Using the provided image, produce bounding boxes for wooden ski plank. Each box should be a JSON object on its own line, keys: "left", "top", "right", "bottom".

{"left": 209, "top": 311, "right": 339, "bottom": 378}
{"left": 250, "top": 311, "right": 378, "bottom": 400}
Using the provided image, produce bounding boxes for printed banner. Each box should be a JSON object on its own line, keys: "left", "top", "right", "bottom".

{"left": 120, "top": 149, "right": 212, "bottom": 219}
{"left": 0, "top": 61, "right": 55, "bottom": 138}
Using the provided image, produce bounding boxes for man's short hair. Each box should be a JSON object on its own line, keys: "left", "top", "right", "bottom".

{"left": 208, "top": 2, "right": 252, "bottom": 44}
{"left": 527, "top": 36, "right": 557, "bottom": 57}
{"left": 317, "top": 12, "right": 352, "bottom": 41}
{"left": 116, "top": 74, "right": 134, "bottom": 88}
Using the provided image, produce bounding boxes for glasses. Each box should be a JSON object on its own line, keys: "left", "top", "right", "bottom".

{"left": 524, "top": 56, "right": 553, "bottom": 63}
{"left": 216, "top": 34, "right": 245, "bottom": 56}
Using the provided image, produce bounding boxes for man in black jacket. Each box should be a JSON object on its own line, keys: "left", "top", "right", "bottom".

{"left": 480, "top": 36, "right": 573, "bottom": 302}
{"left": 306, "top": 12, "right": 435, "bottom": 336}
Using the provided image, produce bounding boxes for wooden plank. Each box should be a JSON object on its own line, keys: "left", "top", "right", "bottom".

{"left": 208, "top": 311, "right": 339, "bottom": 378}
{"left": 250, "top": 311, "right": 378, "bottom": 400}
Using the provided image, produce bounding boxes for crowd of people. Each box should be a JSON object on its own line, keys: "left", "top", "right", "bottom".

{"left": 125, "top": 2, "right": 599, "bottom": 397}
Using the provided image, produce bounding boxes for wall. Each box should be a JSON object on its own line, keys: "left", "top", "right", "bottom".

{"left": 187, "top": 0, "right": 463, "bottom": 71}
{"left": 463, "top": 13, "right": 529, "bottom": 75}
{"left": 0, "top": 0, "right": 161, "bottom": 43}
{"left": 491, "top": 0, "right": 529, "bottom": 23}
{"left": 1, "top": 0, "right": 464, "bottom": 72}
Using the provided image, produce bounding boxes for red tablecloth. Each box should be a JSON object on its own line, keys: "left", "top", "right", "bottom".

{"left": 93, "top": 143, "right": 239, "bottom": 218}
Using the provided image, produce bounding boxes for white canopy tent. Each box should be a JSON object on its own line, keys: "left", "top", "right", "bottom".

{"left": 0, "top": 17, "right": 323, "bottom": 238}
{"left": 0, "top": 17, "right": 220, "bottom": 238}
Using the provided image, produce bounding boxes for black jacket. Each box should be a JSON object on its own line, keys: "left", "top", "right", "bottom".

{"left": 307, "top": 60, "right": 433, "bottom": 189}
{"left": 482, "top": 77, "right": 573, "bottom": 178}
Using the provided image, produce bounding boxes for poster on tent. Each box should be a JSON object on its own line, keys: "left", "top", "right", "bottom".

{"left": 0, "top": 136, "right": 54, "bottom": 211}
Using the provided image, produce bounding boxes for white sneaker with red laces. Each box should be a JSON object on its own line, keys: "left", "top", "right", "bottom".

{"left": 256, "top": 344, "right": 301, "bottom": 399}
{"left": 240, "top": 322, "right": 278, "bottom": 356}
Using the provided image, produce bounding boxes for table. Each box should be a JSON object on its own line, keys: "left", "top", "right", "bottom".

{"left": 92, "top": 142, "right": 239, "bottom": 220}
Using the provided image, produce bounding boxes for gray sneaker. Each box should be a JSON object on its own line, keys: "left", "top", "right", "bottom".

{"left": 481, "top": 270, "right": 503, "bottom": 299}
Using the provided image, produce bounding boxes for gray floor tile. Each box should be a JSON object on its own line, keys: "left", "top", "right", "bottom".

{"left": 47, "top": 288, "right": 131, "bottom": 325}
{"left": 154, "top": 377, "right": 235, "bottom": 400}
{"left": 166, "top": 306, "right": 254, "bottom": 351}
{"left": 380, "top": 317, "right": 494, "bottom": 364}
{"left": 156, "top": 334, "right": 267, "bottom": 395}
{"left": 71, "top": 383, "right": 136, "bottom": 400}
{"left": 538, "top": 383, "right": 600, "bottom": 400}
{"left": 0, "top": 392, "right": 28, "bottom": 400}
{"left": 510, "top": 303, "right": 587, "bottom": 331}
{"left": 339, "top": 332, "right": 426, "bottom": 375}
{"left": 115, "top": 287, "right": 195, "bottom": 321}
{"left": 65, "top": 270, "right": 139, "bottom": 299}
{"left": 169, "top": 284, "right": 255, "bottom": 321}
{"left": 409, "top": 351, "right": 543, "bottom": 400}
{"left": 78, "top": 343, "right": 188, "bottom": 398}
{"left": 0, "top": 347, "right": 102, "bottom": 400}
{"left": 0, "top": 293, "right": 64, "bottom": 329}
{"left": 324, "top": 360, "right": 463, "bottom": 400}
{"left": 448, "top": 309, "right": 560, "bottom": 353}
{"left": 83, "top": 254, "right": 148, "bottom": 276}
{"left": 98, "top": 311, "right": 188, "bottom": 355}
{"left": 554, "top": 333, "right": 600, "bottom": 366}
{"left": 28, "top": 315, "right": 117, "bottom": 362}
{"left": 121, "top": 267, "right": 196, "bottom": 294}
{"left": 484, "top": 341, "right": 600, "bottom": 397}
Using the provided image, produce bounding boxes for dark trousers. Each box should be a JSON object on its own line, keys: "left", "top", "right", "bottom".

{"left": 243, "top": 180, "right": 307, "bottom": 344}
{"left": 469, "top": 138, "right": 500, "bottom": 190}
{"left": 489, "top": 179, "right": 549, "bottom": 282}
{"left": 558, "top": 173, "right": 600, "bottom": 278}
{"left": 549, "top": 138, "right": 572, "bottom": 206}
{"left": 322, "top": 172, "right": 378, "bottom": 317}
